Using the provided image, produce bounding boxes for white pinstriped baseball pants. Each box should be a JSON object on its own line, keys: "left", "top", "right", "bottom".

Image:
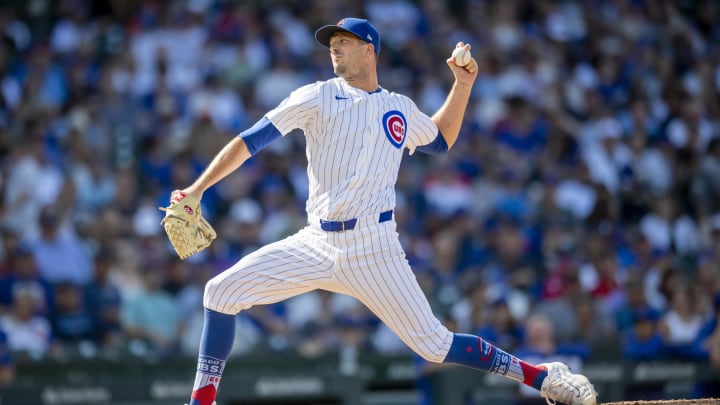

{"left": 203, "top": 213, "right": 453, "bottom": 363}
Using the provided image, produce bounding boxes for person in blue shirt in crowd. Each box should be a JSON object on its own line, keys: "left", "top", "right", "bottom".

{"left": 83, "top": 248, "right": 123, "bottom": 348}
{"left": 620, "top": 308, "right": 667, "bottom": 400}
{"left": 614, "top": 277, "right": 661, "bottom": 334}
{"left": 622, "top": 307, "right": 665, "bottom": 360}
{"left": 474, "top": 298, "right": 523, "bottom": 352}
{"left": 49, "top": 281, "right": 98, "bottom": 346}
{"left": 0, "top": 244, "right": 54, "bottom": 315}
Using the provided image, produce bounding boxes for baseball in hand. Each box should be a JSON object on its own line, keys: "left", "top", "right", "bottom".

{"left": 452, "top": 47, "right": 471, "bottom": 66}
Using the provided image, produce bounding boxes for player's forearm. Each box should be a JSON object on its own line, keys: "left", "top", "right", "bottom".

{"left": 186, "top": 137, "right": 251, "bottom": 196}
{"left": 431, "top": 80, "right": 473, "bottom": 149}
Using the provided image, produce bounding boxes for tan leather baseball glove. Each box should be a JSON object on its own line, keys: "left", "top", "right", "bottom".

{"left": 159, "top": 190, "right": 217, "bottom": 259}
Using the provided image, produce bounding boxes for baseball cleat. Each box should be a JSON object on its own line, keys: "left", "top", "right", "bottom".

{"left": 538, "top": 362, "right": 597, "bottom": 405}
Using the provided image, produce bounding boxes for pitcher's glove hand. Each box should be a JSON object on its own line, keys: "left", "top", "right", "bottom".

{"left": 159, "top": 190, "right": 217, "bottom": 260}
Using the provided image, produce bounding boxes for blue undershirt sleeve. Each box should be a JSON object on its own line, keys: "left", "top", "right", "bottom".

{"left": 237, "top": 117, "right": 282, "bottom": 156}
{"left": 415, "top": 131, "right": 449, "bottom": 155}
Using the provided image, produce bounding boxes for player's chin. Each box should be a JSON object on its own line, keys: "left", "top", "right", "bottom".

{"left": 334, "top": 65, "right": 347, "bottom": 76}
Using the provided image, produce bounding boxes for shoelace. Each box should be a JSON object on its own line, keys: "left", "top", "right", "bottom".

{"left": 544, "top": 372, "right": 577, "bottom": 405}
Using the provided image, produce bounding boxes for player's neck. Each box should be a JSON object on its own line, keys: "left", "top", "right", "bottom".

{"left": 342, "top": 71, "right": 379, "bottom": 93}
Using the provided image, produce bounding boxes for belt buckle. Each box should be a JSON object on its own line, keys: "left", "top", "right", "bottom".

{"left": 341, "top": 221, "right": 345, "bottom": 232}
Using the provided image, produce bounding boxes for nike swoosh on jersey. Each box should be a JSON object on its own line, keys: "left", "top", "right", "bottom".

{"left": 335, "top": 95, "right": 349, "bottom": 100}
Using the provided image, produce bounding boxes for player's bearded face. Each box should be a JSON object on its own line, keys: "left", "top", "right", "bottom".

{"left": 329, "top": 34, "right": 367, "bottom": 78}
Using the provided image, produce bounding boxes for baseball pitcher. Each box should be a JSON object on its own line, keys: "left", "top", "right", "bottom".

{"left": 165, "top": 18, "right": 597, "bottom": 405}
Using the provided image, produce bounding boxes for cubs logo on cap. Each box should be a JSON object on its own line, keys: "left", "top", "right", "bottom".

{"left": 315, "top": 17, "right": 381, "bottom": 55}
{"left": 382, "top": 110, "right": 407, "bottom": 148}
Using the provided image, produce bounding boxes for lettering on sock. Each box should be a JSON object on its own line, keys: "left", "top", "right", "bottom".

{"left": 197, "top": 356, "right": 225, "bottom": 377}
{"left": 478, "top": 337, "right": 494, "bottom": 361}
{"left": 506, "top": 357, "right": 525, "bottom": 382}
{"left": 480, "top": 337, "right": 524, "bottom": 382}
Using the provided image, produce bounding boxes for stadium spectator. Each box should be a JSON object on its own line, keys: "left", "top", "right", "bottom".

{"left": 659, "top": 285, "right": 705, "bottom": 356}
{"left": 474, "top": 298, "right": 523, "bottom": 352}
{"left": 568, "top": 297, "right": 616, "bottom": 356}
{"left": 622, "top": 308, "right": 664, "bottom": 360}
{"left": 25, "top": 206, "right": 92, "bottom": 285}
{"left": 450, "top": 279, "right": 487, "bottom": 334}
{"left": 49, "top": 281, "right": 98, "bottom": 348}
{"left": 615, "top": 276, "right": 661, "bottom": 334}
{"left": 336, "top": 314, "right": 373, "bottom": 376}
{"left": 83, "top": 248, "right": 123, "bottom": 348}
{"left": 639, "top": 194, "right": 700, "bottom": 257}
{"left": 0, "top": 244, "right": 53, "bottom": 315}
{"left": 121, "top": 268, "right": 181, "bottom": 355}
{"left": 0, "top": 284, "right": 57, "bottom": 359}
{"left": 1, "top": 131, "right": 65, "bottom": 239}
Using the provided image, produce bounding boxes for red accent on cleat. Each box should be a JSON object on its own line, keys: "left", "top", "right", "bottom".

{"left": 191, "top": 384, "right": 217, "bottom": 405}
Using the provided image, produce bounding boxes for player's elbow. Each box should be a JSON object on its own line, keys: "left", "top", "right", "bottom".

{"left": 443, "top": 130, "right": 460, "bottom": 150}
{"left": 445, "top": 137, "right": 457, "bottom": 150}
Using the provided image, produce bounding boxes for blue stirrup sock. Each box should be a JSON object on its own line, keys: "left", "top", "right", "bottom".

{"left": 189, "top": 308, "right": 236, "bottom": 405}
{"left": 443, "top": 333, "right": 548, "bottom": 390}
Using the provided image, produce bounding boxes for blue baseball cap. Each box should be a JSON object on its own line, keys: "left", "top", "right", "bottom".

{"left": 315, "top": 18, "right": 381, "bottom": 55}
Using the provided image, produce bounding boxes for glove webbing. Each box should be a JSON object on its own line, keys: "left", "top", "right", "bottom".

{"left": 161, "top": 212, "right": 205, "bottom": 260}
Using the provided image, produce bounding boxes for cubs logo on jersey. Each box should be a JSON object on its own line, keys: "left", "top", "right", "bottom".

{"left": 382, "top": 110, "right": 407, "bottom": 149}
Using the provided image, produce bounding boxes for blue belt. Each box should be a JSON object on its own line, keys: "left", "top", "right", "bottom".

{"left": 320, "top": 210, "right": 393, "bottom": 232}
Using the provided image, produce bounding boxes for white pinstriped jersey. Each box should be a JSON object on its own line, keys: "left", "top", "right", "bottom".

{"left": 265, "top": 77, "right": 438, "bottom": 221}
{"left": 205, "top": 77, "right": 454, "bottom": 363}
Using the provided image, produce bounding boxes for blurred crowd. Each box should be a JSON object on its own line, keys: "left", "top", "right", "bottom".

{"left": 0, "top": 0, "right": 718, "bottom": 386}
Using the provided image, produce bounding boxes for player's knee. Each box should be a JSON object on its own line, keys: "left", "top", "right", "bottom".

{"left": 203, "top": 275, "right": 220, "bottom": 297}
{"left": 407, "top": 333, "right": 452, "bottom": 363}
{"left": 202, "top": 276, "right": 233, "bottom": 314}
{"left": 405, "top": 324, "right": 453, "bottom": 363}
{"left": 414, "top": 346, "right": 447, "bottom": 363}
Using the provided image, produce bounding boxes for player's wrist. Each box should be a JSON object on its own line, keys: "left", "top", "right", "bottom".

{"left": 181, "top": 187, "right": 204, "bottom": 200}
{"left": 453, "top": 78, "right": 475, "bottom": 91}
